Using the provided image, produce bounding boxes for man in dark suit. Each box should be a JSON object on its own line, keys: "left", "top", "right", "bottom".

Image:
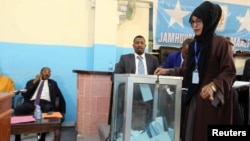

{"left": 14, "top": 67, "right": 66, "bottom": 141}
{"left": 106, "top": 35, "right": 159, "bottom": 140}
{"left": 113, "top": 35, "right": 159, "bottom": 105}
{"left": 237, "top": 59, "right": 250, "bottom": 125}
{"left": 242, "top": 59, "right": 250, "bottom": 82}
{"left": 162, "top": 38, "right": 192, "bottom": 68}
{"left": 114, "top": 35, "right": 159, "bottom": 74}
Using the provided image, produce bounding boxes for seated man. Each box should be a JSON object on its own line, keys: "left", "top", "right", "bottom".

{"left": 225, "top": 37, "right": 243, "bottom": 125}
{"left": 237, "top": 59, "right": 250, "bottom": 125}
{"left": 162, "top": 38, "right": 193, "bottom": 68}
{"left": 0, "top": 71, "right": 15, "bottom": 93}
{"left": 14, "top": 67, "right": 66, "bottom": 141}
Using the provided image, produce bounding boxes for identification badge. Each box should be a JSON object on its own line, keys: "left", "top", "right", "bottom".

{"left": 192, "top": 69, "right": 199, "bottom": 84}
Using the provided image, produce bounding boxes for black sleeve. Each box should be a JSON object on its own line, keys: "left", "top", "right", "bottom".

{"left": 22, "top": 79, "right": 38, "bottom": 100}
{"left": 53, "top": 81, "right": 66, "bottom": 114}
{"left": 241, "top": 59, "right": 250, "bottom": 81}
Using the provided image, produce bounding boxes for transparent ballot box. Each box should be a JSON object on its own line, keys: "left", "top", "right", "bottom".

{"left": 111, "top": 74, "right": 183, "bottom": 141}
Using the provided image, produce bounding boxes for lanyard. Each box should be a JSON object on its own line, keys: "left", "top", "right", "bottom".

{"left": 194, "top": 41, "right": 200, "bottom": 70}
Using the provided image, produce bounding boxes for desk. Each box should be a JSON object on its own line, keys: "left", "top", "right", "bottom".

{"left": 11, "top": 118, "right": 61, "bottom": 141}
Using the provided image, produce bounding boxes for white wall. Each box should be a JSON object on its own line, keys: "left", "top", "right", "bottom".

{"left": 116, "top": 1, "right": 151, "bottom": 48}
{"left": 0, "top": 0, "right": 93, "bottom": 46}
{"left": 0, "top": 0, "right": 152, "bottom": 48}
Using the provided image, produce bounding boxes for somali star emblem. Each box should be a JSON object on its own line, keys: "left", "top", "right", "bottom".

{"left": 236, "top": 8, "right": 250, "bottom": 32}
{"left": 164, "top": 1, "right": 190, "bottom": 28}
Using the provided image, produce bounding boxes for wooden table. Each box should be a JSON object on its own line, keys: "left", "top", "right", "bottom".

{"left": 11, "top": 118, "right": 61, "bottom": 141}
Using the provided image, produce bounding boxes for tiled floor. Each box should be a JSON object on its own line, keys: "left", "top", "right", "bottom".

{"left": 10, "top": 124, "right": 110, "bottom": 141}
{"left": 10, "top": 126, "right": 77, "bottom": 141}
{"left": 77, "top": 135, "right": 101, "bottom": 141}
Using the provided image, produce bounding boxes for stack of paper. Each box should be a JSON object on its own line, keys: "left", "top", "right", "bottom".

{"left": 11, "top": 115, "right": 35, "bottom": 124}
{"left": 232, "top": 81, "right": 250, "bottom": 88}
{"left": 42, "top": 112, "right": 63, "bottom": 119}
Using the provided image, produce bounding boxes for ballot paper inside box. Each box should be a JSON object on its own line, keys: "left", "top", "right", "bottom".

{"left": 111, "top": 74, "right": 183, "bottom": 141}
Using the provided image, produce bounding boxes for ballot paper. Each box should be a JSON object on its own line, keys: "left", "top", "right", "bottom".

{"left": 11, "top": 115, "right": 35, "bottom": 124}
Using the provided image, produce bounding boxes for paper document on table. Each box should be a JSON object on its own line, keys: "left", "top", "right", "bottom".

{"left": 233, "top": 81, "right": 250, "bottom": 88}
{"left": 11, "top": 115, "right": 35, "bottom": 124}
{"left": 43, "top": 112, "right": 63, "bottom": 119}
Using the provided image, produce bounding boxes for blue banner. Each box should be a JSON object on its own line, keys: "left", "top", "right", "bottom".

{"left": 154, "top": 0, "right": 250, "bottom": 51}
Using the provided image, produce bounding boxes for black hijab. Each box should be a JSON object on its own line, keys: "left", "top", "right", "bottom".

{"left": 183, "top": 1, "right": 222, "bottom": 103}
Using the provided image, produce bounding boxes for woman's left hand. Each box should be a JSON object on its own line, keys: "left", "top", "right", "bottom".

{"left": 200, "top": 84, "right": 214, "bottom": 101}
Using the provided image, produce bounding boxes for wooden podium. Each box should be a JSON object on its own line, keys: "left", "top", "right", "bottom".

{"left": 73, "top": 70, "right": 112, "bottom": 137}
{"left": 0, "top": 93, "right": 14, "bottom": 141}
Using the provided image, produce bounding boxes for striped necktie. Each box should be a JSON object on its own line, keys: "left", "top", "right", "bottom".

{"left": 34, "top": 80, "right": 44, "bottom": 106}
{"left": 137, "top": 56, "right": 145, "bottom": 74}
